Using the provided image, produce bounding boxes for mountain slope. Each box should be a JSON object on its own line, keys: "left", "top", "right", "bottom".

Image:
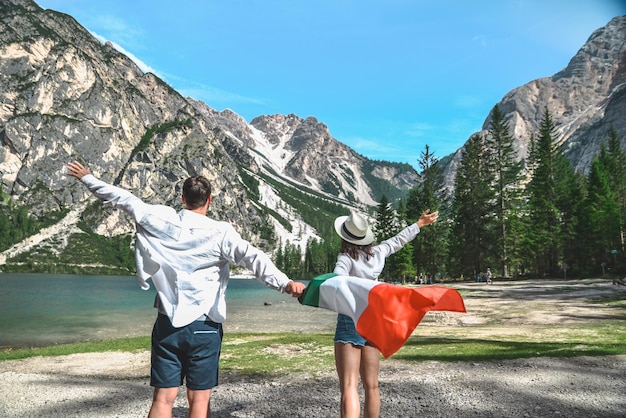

{"left": 0, "top": 0, "right": 416, "bottom": 270}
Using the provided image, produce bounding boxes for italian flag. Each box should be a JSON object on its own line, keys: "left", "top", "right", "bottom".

{"left": 299, "top": 273, "right": 466, "bottom": 358}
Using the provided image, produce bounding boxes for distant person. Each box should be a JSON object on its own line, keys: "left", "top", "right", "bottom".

{"left": 66, "top": 161, "right": 305, "bottom": 418}
{"left": 486, "top": 268, "right": 492, "bottom": 284}
{"left": 331, "top": 210, "right": 439, "bottom": 418}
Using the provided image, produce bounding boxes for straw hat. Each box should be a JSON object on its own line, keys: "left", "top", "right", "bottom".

{"left": 334, "top": 212, "right": 374, "bottom": 245}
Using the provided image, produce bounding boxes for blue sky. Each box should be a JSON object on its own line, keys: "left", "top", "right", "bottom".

{"left": 36, "top": 1, "right": 626, "bottom": 169}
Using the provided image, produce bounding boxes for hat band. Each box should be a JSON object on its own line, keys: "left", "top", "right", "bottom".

{"left": 342, "top": 223, "right": 366, "bottom": 241}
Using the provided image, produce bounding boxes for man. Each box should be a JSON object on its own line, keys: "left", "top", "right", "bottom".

{"left": 66, "top": 161, "right": 305, "bottom": 418}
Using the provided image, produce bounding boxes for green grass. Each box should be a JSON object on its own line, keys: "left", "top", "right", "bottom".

{"left": 0, "top": 336, "right": 151, "bottom": 361}
{"left": 395, "top": 335, "right": 626, "bottom": 362}
{"left": 220, "top": 333, "right": 335, "bottom": 376}
{"left": 3, "top": 324, "right": 626, "bottom": 376}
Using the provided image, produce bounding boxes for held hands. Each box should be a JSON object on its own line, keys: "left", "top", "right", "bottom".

{"left": 417, "top": 209, "right": 439, "bottom": 228}
{"left": 66, "top": 161, "right": 91, "bottom": 180}
{"left": 285, "top": 281, "right": 306, "bottom": 298}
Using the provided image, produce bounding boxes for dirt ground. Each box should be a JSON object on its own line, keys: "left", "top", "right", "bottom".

{"left": 420, "top": 276, "right": 626, "bottom": 333}
{"left": 1, "top": 278, "right": 625, "bottom": 417}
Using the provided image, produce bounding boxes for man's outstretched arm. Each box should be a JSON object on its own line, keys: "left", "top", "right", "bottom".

{"left": 65, "top": 161, "right": 150, "bottom": 222}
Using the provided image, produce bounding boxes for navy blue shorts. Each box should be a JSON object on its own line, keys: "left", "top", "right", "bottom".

{"left": 150, "top": 313, "right": 223, "bottom": 390}
{"left": 334, "top": 313, "right": 367, "bottom": 347}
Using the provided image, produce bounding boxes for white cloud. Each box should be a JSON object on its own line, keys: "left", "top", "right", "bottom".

{"left": 453, "top": 95, "right": 484, "bottom": 109}
{"left": 91, "top": 15, "right": 143, "bottom": 49}
{"left": 177, "top": 85, "right": 265, "bottom": 106}
{"left": 405, "top": 122, "right": 435, "bottom": 138}
{"left": 472, "top": 34, "right": 487, "bottom": 47}
{"left": 90, "top": 30, "right": 263, "bottom": 111}
{"left": 90, "top": 31, "right": 160, "bottom": 76}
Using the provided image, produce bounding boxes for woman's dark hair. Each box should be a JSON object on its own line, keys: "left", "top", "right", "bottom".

{"left": 182, "top": 176, "right": 212, "bottom": 209}
{"left": 340, "top": 239, "right": 374, "bottom": 261}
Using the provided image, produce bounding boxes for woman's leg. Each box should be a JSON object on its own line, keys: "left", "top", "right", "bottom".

{"left": 334, "top": 342, "right": 363, "bottom": 418}
{"left": 360, "top": 345, "right": 381, "bottom": 418}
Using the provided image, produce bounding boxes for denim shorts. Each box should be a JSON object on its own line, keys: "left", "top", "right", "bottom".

{"left": 150, "top": 313, "right": 223, "bottom": 390}
{"left": 334, "top": 313, "right": 367, "bottom": 347}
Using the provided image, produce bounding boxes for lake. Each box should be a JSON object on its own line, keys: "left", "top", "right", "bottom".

{"left": 0, "top": 273, "right": 336, "bottom": 349}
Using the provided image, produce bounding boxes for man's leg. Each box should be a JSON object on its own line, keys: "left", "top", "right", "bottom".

{"left": 148, "top": 387, "right": 179, "bottom": 418}
{"left": 187, "top": 388, "right": 212, "bottom": 418}
{"left": 150, "top": 315, "right": 184, "bottom": 418}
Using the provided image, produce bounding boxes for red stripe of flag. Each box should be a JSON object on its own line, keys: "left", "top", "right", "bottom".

{"left": 356, "top": 284, "right": 466, "bottom": 358}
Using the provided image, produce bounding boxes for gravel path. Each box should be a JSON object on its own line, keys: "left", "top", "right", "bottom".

{"left": 0, "top": 352, "right": 624, "bottom": 417}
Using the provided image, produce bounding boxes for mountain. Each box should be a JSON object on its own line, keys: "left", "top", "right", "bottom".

{"left": 441, "top": 15, "right": 626, "bottom": 189}
{"left": 1, "top": 0, "right": 625, "bottom": 273}
{"left": 0, "top": 0, "right": 416, "bottom": 270}
{"left": 188, "top": 100, "right": 418, "bottom": 207}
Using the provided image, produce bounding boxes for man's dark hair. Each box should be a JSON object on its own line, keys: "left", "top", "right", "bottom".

{"left": 182, "top": 176, "right": 212, "bottom": 209}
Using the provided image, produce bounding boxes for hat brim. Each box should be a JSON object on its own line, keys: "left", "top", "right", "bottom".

{"left": 334, "top": 215, "right": 374, "bottom": 245}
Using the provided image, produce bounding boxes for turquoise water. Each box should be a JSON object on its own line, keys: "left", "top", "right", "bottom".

{"left": 0, "top": 273, "right": 335, "bottom": 349}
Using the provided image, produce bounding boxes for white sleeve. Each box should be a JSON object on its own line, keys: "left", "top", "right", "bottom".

{"left": 333, "top": 253, "right": 353, "bottom": 275}
{"left": 220, "top": 224, "right": 291, "bottom": 292}
{"left": 80, "top": 174, "right": 150, "bottom": 223}
{"left": 377, "top": 223, "right": 420, "bottom": 258}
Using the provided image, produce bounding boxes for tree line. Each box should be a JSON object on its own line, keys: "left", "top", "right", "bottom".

{"left": 276, "top": 106, "right": 626, "bottom": 282}
{"left": 1, "top": 106, "right": 623, "bottom": 280}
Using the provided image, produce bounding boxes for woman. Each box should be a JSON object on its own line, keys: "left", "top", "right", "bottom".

{"left": 332, "top": 210, "right": 439, "bottom": 418}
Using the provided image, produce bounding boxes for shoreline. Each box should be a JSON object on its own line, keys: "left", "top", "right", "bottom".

{"left": 3, "top": 276, "right": 624, "bottom": 350}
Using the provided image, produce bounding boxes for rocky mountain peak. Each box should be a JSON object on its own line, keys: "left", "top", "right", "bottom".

{"left": 440, "top": 14, "right": 626, "bottom": 189}
{"left": 553, "top": 16, "right": 626, "bottom": 89}
{"left": 250, "top": 113, "right": 303, "bottom": 146}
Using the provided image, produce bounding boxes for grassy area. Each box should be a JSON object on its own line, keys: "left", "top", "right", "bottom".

{"left": 0, "top": 336, "right": 152, "bottom": 361}
{"left": 395, "top": 322, "right": 626, "bottom": 362}
{"left": 2, "top": 323, "right": 626, "bottom": 376}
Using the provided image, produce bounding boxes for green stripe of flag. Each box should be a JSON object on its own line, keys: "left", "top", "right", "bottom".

{"left": 298, "top": 273, "right": 338, "bottom": 307}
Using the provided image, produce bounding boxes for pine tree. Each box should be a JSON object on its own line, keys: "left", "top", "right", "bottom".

{"left": 525, "top": 108, "right": 578, "bottom": 276}
{"left": 553, "top": 152, "right": 585, "bottom": 276}
{"left": 584, "top": 140, "right": 623, "bottom": 273}
{"left": 394, "top": 199, "right": 416, "bottom": 282}
{"left": 450, "top": 133, "right": 494, "bottom": 279}
{"left": 282, "top": 241, "right": 303, "bottom": 279}
{"left": 303, "top": 233, "right": 341, "bottom": 278}
{"left": 375, "top": 196, "right": 416, "bottom": 282}
{"left": 374, "top": 195, "right": 397, "bottom": 241}
{"left": 407, "top": 145, "right": 447, "bottom": 278}
{"left": 605, "top": 127, "right": 626, "bottom": 259}
{"left": 526, "top": 108, "right": 560, "bottom": 275}
{"left": 305, "top": 238, "right": 330, "bottom": 278}
{"left": 374, "top": 195, "right": 398, "bottom": 281}
{"left": 485, "top": 105, "right": 523, "bottom": 277}
{"left": 275, "top": 240, "right": 284, "bottom": 271}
